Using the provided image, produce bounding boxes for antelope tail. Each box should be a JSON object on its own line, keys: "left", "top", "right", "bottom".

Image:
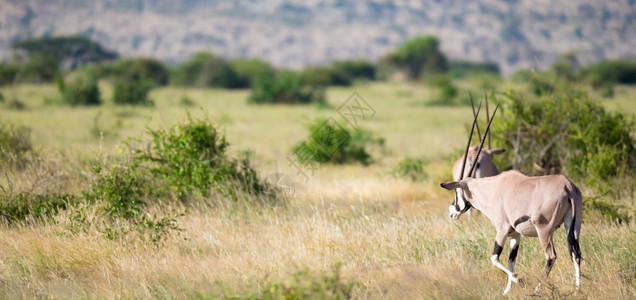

{"left": 567, "top": 188, "right": 582, "bottom": 261}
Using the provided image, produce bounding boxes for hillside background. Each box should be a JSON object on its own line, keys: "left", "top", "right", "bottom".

{"left": 1, "top": 0, "right": 635, "bottom": 75}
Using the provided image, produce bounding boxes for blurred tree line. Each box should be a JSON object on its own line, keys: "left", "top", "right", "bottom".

{"left": 1, "top": 34, "right": 636, "bottom": 106}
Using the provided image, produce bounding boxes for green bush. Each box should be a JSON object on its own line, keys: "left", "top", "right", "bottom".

{"left": 510, "top": 69, "right": 534, "bottom": 83}
{"left": 331, "top": 59, "right": 376, "bottom": 81}
{"left": 172, "top": 52, "right": 241, "bottom": 88}
{"left": 492, "top": 90, "right": 635, "bottom": 200}
{"left": 81, "top": 115, "right": 275, "bottom": 241}
{"left": 229, "top": 58, "right": 276, "bottom": 88}
{"left": 426, "top": 75, "right": 468, "bottom": 106}
{"left": 112, "top": 78, "right": 153, "bottom": 106}
{"left": 60, "top": 73, "right": 101, "bottom": 106}
{"left": 0, "top": 121, "right": 32, "bottom": 168}
{"left": 0, "top": 62, "right": 19, "bottom": 85}
{"left": 579, "top": 59, "right": 636, "bottom": 87}
{"left": 74, "top": 62, "right": 115, "bottom": 80}
{"left": 392, "top": 157, "right": 429, "bottom": 181}
{"left": 85, "top": 162, "right": 149, "bottom": 219}
{"left": 293, "top": 118, "right": 384, "bottom": 165}
{"left": 551, "top": 53, "right": 578, "bottom": 82}
{"left": 132, "top": 114, "right": 272, "bottom": 201}
{"left": 528, "top": 74, "right": 557, "bottom": 96}
{"left": 14, "top": 53, "right": 60, "bottom": 83}
{"left": 248, "top": 71, "right": 325, "bottom": 105}
{"left": 0, "top": 193, "right": 75, "bottom": 223}
{"left": 301, "top": 59, "right": 375, "bottom": 87}
{"left": 302, "top": 66, "right": 352, "bottom": 87}
{"left": 384, "top": 35, "right": 447, "bottom": 79}
{"left": 448, "top": 60, "right": 500, "bottom": 79}
{"left": 112, "top": 58, "right": 170, "bottom": 86}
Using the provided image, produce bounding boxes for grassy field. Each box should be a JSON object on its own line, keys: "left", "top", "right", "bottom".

{"left": 1, "top": 81, "right": 635, "bottom": 298}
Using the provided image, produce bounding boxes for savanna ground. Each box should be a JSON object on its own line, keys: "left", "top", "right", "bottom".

{"left": 1, "top": 80, "right": 635, "bottom": 299}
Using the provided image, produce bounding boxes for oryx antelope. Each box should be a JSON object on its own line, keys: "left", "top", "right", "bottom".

{"left": 451, "top": 96, "right": 505, "bottom": 216}
{"left": 440, "top": 102, "right": 582, "bottom": 295}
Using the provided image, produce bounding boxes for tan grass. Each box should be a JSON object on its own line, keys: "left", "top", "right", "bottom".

{"left": 0, "top": 82, "right": 635, "bottom": 298}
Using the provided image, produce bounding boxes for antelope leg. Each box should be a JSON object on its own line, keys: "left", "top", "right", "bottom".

{"left": 490, "top": 230, "right": 519, "bottom": 295}
{"left": 535, "top": 226, "right": 557, "bottom": 292}
{"left": 505, "top": 233, "right": 523, "bottom": 293}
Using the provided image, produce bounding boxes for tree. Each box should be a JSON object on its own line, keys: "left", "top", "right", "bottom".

{"left": 388, "top": 35, "right": 448, "bottom": 79}
{"left": 172, "top": 52, "right": 241, "bottom": 88}
{"left": 12, "top": 35, "right": 118, "bottom": 70}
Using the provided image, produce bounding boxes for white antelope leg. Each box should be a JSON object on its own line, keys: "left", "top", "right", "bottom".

{"left": 490, "top": 230, "right": 520, "bottom": 295}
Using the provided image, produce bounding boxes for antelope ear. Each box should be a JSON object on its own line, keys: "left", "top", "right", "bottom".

{"left": 440, "top": 181, "right": 461, "bottom": 190}
{"left": 488, "top": 148, "right": 505, "bottom": 155}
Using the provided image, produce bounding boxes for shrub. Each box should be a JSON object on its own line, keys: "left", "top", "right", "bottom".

{"left": 228, "top": 58, "right": 276, "bottom": 88}
{"left": 112, "top": 58, "right": 170, "bottom": 86}
{"left": 14, "top": 53, "right": 60, "bottom": 83}
{"left": 132, "top": 114, "right": 272, "bottom": 201}
{"left": 83, "top": 162, "right": 183, "bottom": 242}
{"left": 448, "top": 60, "right": 500, "bottom": 79}
{"left": 0, "top": 62, "right": 19, "bottom": 85}
{"left": 172, "top": 52, "right": 241, "bottom": 88}
{"left": 492, "top": 90, "right": 636, "bottom": 202}
{"left": 248, "top": 71, "right": 325, "bottom": 105}
{"left": 426, "top": 75, "right": 468, "bottom": 106}
{"left": 510, "top": 69, "right": 534, "bottom": 83}
{"left": 331, "top": 59, "right": 376, "bottom": 81}
{"left": 0, "top": 193, "right": 75, "bottom": 223}
{"left": 550, "top": 53, "right": 578, "bottom": 82}
{"left": 293, "top": 118, "right": 384, "bottom": 165}
{"left": 528, "top": 74, "right": 557, "bottom": 96}
{"left": 579, "top": 59, "right": 636, "bottom": 87}
{"left": 384, "top": 35, "right": 447, "bottom": 79}
{"left": 85, "top": 162, "right": 149, "bottom": 219}
{"left": 302, "top": 66, "right": 352, "bottom": 87}
{"left": 60, "top": 73, "right": 101, "bottom": 106}
{"left": 392, "top": 157, "right": 429, "bottom": 181}
{"left": 112, "top": 78, "right": 153, "bottom": 106}
{"left": 0, "top": 121, "right": 32, "bottom": 168}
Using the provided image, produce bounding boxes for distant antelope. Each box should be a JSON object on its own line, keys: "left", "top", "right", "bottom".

{"left": 440, "top": 102, "right": 582, "bottom": 295}
{"left": 452, "top": 95, "right": 505, "bottom": 215}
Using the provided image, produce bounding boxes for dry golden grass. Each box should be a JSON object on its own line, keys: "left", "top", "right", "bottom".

{"left": 0, "top": 81, "right": 635, "bottom": 298}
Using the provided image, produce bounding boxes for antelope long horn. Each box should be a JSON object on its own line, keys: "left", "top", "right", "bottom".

{"left": 460, "top": 101, "right": 481, "bottom": 180}
{"left": 470, "top": 91, "right": 482, "bottom": 144}
{"left": 468, "top": 100, "right": 500, "bottom": 177}
{"left": 485, "top": 92, "right": 491, "bottom": 149}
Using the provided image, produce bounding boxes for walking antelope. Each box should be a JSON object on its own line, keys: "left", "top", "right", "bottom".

{"left": 451, "top": 96, "right": 505, "bottom": 215}
{"left": 440, "top": 102, "right": 583, "bottom": 295}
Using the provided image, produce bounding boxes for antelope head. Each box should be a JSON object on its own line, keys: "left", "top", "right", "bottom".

{"left": 452, "top": 92, "right": 505, "bottom": 181}
{"left": 442, "top": 100, "right": 500, "bottom": 220}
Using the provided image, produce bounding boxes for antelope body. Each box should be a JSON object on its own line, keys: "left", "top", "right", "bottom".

{"left": 440, "top": 101, "right": 583, "bottom": 295}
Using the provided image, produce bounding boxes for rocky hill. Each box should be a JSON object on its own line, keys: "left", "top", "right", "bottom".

{"left": 1, "top": 0, "right": 635, "bottom": 75}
